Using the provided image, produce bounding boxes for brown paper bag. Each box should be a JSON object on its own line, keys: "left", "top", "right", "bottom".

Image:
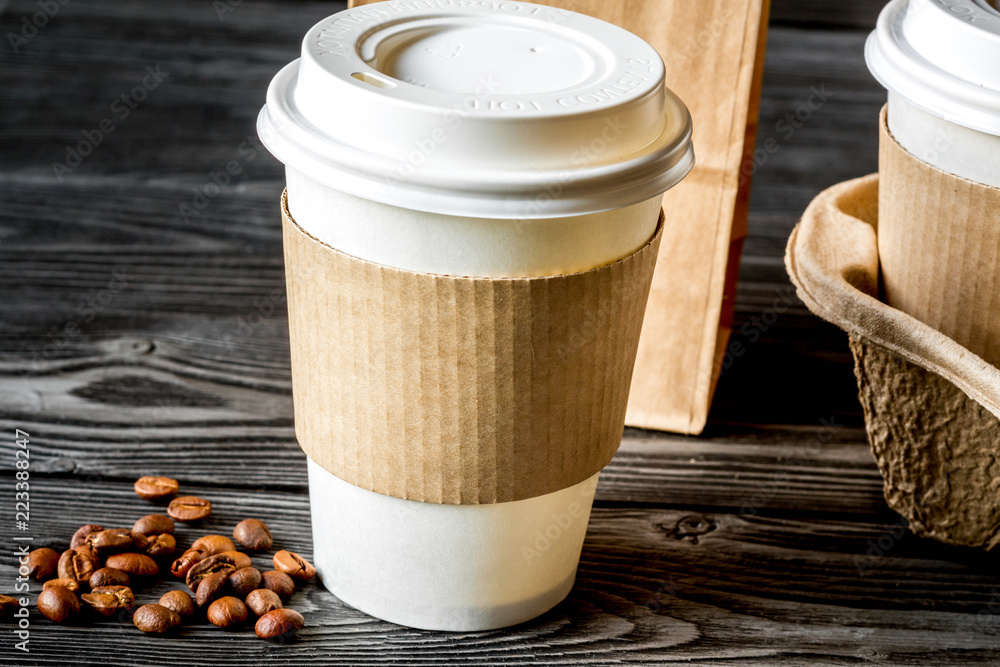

{"left": 348, "top": 0, "right": 770, "bottom": 434}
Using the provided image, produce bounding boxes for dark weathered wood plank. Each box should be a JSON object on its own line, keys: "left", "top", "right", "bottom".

{"left": 0, "top": 478, "right": 997, "bottom": 665}
{"left": 0, "top": 326, "right": 882, "bottom": 514}
{"left": 5, "top": 0, "right": 997, "bottom": 663}
{"left": 0, "top": 15, "right": 889, "bottom": 433}
{"left": 770, "top": 0, "right": 884, "bottom": 28}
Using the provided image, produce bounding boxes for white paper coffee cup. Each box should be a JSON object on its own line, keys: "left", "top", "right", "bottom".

{"left": 866, "top": 0, "right": 1000, "bottom": 366}
{"left": 259, "top": 0, "right": 694, "bottom": 631}
{"left": 867, "top": 0, "right": 1000, "bottom": 185}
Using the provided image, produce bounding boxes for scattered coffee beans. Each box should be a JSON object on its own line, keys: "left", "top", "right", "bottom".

{"left": 26, "top": 547, "right": 59, "bottom": 581}
{"left": 70, "top": 524, "right": 103, "bottom": 549}
{"left": 85, "top": 528, "right": 135, "bottom": 556}
{"left": 256, "top": 608, "right": 305, "bottom": 642}
{"left": 229, "top": 566, "right": 262, "bottom": 598}
{"left": 261, "top": 570, "right": 295, "bottom": 601}
{"left": 190, "top": 534, "right": 235, "bottom": 556}
{"left": 186, "top": 552, "right": 250, "bottom": 591}
{"left": 134, "top": 476, "right": 179, "bottom": 502}
{"left": 34, "top": 475, "right": 309, "bottom": 644}
{"left": 145, "top": 533, "right": 177, "bottom": 560}
{"left": 105, "top": 553, "right": 159, "bottom": 577}
{"left": 273, "top": 550, "right": 316, "bottom": 582}
{"left": 195, "top": 570, "right": 230, "bottom": 608}
{"left": 43, "top": 578, "right": 80, "bottom": 593}
{"left": 89, "top": 567, "right": 130, "bottom": 589}
{"left": 170, "top": 549, "right": 208, "bottom": 578}
{"left": 37, "top": 586, "right": 80, "bottom": 623}
{"left": 81, "top": 585, "right": 134, "bottom": 617}
{"left": 245, "top": 589, "right": 283, "bottom": 617}
{"left": 132, "top": 514, "right": 175, "bottom": 537}
{"left": 233, "top": 519, "right": 272, "bottom": 552}
{"left": 207, "top": 596, "right": 247, "bottom": 629}
{"left": 167, "top": 496, "right": 212, "bottom": 523}
{"left": 133, "top": 603, "right": 181, "bottom": 634}
{"left": 131, "top": 532, "right": 150, "bottom": 552}
{"left": 57, "top": 546, "right": 98, "bottom": 585}
{"left": 159, "top": 590, "right": 195, "bottom": 619}
{"left": 0, "top": 594, "right": 18, "bottom": 618}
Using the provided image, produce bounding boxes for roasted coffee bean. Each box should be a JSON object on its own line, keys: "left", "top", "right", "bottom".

{"left": 221, "top": 551, "right": 252, "bottom": 568}
{"left": 37, "top": 586, "right": 80, "bottom": 623}
{"left": 255, "top": 608, "right": 305, "bottom": 641}
{"left": 195, "top": 570, "right": 230, "bottom": 608}
{"left": 105, "top": 553, "right": 159, "bottom": 577}
{"left": 57, "top": 547, "right": 99, "bottom": 585}
{"left": 133, "top": 603, "right": 181, "bottom": 634}
{"left": 245, "top": 589, "right": 283, "bottom": 617}
{"left": 132, "top": 514, "right": 175, "bottom": 537}
{"left": 86, "top": 528, "right": 135, "bottom": 555}
{"left": 189, "top": 534, "right": 235, "bottom": 556}
{"left": 233, "top": 519, "right": 272, "bottom": 552}
{"left": 131, "top": 532, "right": 150, "bottom": 551}
{"left": 167, "top": 496, "right": 212, "bottom": 522}
{"left": 89, "top": 567, "right": 130, "bottom": 589}
{"left": 81, "top": 585, "right": 134, "bottom": 617}
{"left": 26, "top": 547, "right": 60, "bottom": 581}
{"left": 273, "top": 550, "right": 316, "bottom": 582}
{"left": 158, "top": 590, "right": 195, "bottom": 619}
{"left": 134, "top": 476, "right": 179, "bottom": 502}
{"left": 228, "top": 566, "right": 261, "bottom": 598}
{"left": 43, "top": 578, "right": 80, "bottom": 593}
{"left": 170, "top": 549, "right": 208, "bottom": 579}
{"left": 260, "top": 571, "right": 295, "bottom": 601}
{"left": 185, "top": 551, "right": 250, "bottom": 591}
{"left": 207, "top": 596, "right": 247, "bottom": 629}
{"left": 0, "top": 594, "right": 18, "bottom": 618}
{"left": 145, "top": 533, "right": 177, "bottom": 560}
{"left": 70, "top": 524, "right": 103, "bottom": 549}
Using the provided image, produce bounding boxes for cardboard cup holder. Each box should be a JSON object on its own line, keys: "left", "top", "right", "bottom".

{"left": 786, "top": 118, "right": 1000, "bottom": 549}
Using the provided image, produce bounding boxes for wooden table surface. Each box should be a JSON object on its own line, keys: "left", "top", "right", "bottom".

{"left": 2, "top": 0, "right": 997, "bottom": 664}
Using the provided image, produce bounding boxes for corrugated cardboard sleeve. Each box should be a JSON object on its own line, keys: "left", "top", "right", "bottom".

{"left": 878, "top": 106, "right": 1000, "bottom": 367}
{"left": 281, "top": 192, "right": 663, "bottom": 505}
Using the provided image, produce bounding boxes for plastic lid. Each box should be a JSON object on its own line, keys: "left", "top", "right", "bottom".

{"left": 866, "top": 0, "right": 1000, "bottom": 136}
{"left": 258, "top": 0, "right": 694, "bottom": 219}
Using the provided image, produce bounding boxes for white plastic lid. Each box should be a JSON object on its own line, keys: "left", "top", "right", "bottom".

{"left": 258, "top": 0, "right": 694, "bottom": 219}
{"left": 866, "top": 0, "right": 1000, "bottom": 136}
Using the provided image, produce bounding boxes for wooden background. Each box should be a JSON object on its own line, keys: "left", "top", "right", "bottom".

{"left": 1, "top": 0, "right": 998, "bottom": 664}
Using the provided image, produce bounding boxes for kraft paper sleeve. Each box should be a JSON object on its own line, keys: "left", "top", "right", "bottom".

{"left": 281, "top": 191, "right": 663, "bottom": 504}
{"left": 878, "top": 106, "right": 1000, "bottom": 368}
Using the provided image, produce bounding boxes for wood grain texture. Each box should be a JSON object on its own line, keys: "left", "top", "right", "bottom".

{"left": 1, "top": 0, "right": 998, "bottom": 664}
{"left": 2, "top": 479, "right": 1000, "bottom": 665}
